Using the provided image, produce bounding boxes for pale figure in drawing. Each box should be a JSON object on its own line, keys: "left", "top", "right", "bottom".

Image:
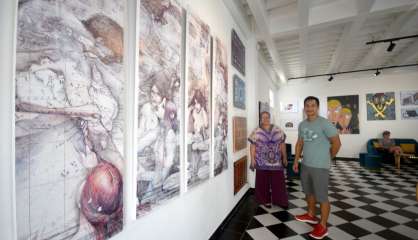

{"left": 15, "top": 0, "right": 125, "bottom": 239}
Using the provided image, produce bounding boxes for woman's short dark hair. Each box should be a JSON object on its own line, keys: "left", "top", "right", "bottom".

{"left": 304, "top": 96, "right": 320, "bottom": 106}
{"left": 260, "top": 111, "right": 271, "bottom": 118}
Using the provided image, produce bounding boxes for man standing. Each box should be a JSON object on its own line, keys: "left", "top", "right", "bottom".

{"left": 293, "top": 96, "right": 341, "bottom": 239}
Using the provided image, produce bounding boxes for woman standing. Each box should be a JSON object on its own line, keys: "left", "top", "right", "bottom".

{"left": 249, "top": 111, "right": 288, "bottom": 208}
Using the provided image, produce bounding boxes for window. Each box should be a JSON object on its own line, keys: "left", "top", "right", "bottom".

{"left": 269, "top": 89, "right": 275, "bottom": 109}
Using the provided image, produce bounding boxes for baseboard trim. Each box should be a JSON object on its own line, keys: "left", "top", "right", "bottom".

{"left": 335, "top": 157, "right": 358, "bottom": 161}
{"left": 209, "top": 187, "right": 254, "bottom": 240}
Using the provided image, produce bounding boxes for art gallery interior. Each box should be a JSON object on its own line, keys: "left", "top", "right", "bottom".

{"left": 1, "top": 0, "right": 418, "bottom": 240}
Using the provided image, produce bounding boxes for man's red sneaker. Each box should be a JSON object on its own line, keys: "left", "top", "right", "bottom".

{"left": 294, "top": 213, "right": 319, "bottom": 224}
{"left": 309, "top": 224, "right": 328, "bottom": 239}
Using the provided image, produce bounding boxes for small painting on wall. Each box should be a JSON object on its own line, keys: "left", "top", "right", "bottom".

{"left": 280, "top": 100, "right": 298, "bottom": 113}
{"left": 366, "top": 92, "right": 396, "bottom": 121}
{"left": 327, "top": 95, "right": 360, "bottom": 134}
{"left": 233, "top": 75, "right": 246, "bottom": 110}
{"left": 280, "top": 118, "right": 299, "bottom": 131}
{"left": 401, "top": 108, "right": 418, "bottom": 120}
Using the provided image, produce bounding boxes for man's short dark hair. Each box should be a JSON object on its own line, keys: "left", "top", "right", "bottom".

{"left": 304, "top": 96, "right": 320, "bottom": 106}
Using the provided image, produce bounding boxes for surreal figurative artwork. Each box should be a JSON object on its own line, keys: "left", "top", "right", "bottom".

{"left": 186, "top": 13, "right": 212, "bottom": 187}
{"left": 366, "top": 92, "right": 396, "bottom": 120}
{"left": 15, "top": 0, "right": 125, "bottom": 239}
{"left": 213, "top": 37, "right": 228, "bottom": 176}
{"left": 327, "top": 95, "right": 359, "bottom": 134}
{"left": 137, "top": 0, "right": 183, "bottom": 216}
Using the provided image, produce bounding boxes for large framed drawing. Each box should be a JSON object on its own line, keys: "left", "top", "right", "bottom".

{"left": 231, "top": 29, "right": 245, "bottom": 76}
{"left": 15, "top": 0, "right": 125, "bottom": 239}
{"left": 213, "top": 37, "right": 228, "bottom": 176}
{"left": 366, "top": 92, "right": 396, "bottom": 121}
{"left": 137, "top": 0, "right": 183, "bottom": 216}
{"left": 233, "top": 117, "right": 247, "bottom": 152}
{"left": 327, "top": 95, "right": 359, "bottom": 134}
{"left": 233, "top": 74, "right": 246, "bottom": 110}
{"left": 186, "top": 12, "right": 212, "bottom": 188}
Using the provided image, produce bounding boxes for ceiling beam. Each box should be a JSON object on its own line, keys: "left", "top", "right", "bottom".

{"left": 356, "top": 4, "right": 418, "bottom": 69}
{"left": 326, "top": 0, "right": 375, "bottom": 73}
{"left": 269, "top": 0, "right": 415, "bottom": 40}
{"left": 298, "top": 0, "right": 310, "bottom": 76}
{"left": 246, "top": 0, "right": 288, "bottom": 83}
{"left": 222, "top": 0, "right": 251, "bottom": 39}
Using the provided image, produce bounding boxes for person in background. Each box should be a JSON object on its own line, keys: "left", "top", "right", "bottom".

{"left": 379, "top": 130, "right": 402, "bottom": 155}
{"left": 248, "top": 111, "right": 288, "bottom": 209}
{"left": 293, "top": 96, "right": 341, "bottom": 239}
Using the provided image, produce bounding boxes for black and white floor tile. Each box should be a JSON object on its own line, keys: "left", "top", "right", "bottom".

{"left": 214, "top": 160, "right": 418, "bottom": 240}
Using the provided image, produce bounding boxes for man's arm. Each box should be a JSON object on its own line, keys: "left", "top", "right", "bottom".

{"left": 293, "top": 138, "right": 303, "bottom": 173}
{"left": 329, "top": 135, "right": 341, "bottom": 159}
{"left": 280, "top": 143, "right": 287, "bottom": 167}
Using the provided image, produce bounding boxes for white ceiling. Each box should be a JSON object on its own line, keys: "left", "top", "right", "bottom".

{"left": 229, "top": 0, "right": 418, "bottom": 83}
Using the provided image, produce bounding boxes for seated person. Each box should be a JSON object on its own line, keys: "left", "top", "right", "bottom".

{"left": 378, "top": 130, "right": 403, "bottom": 155}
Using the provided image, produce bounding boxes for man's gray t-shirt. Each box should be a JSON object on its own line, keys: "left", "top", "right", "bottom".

{"left": 298, "top": 116, "right": 338, "bottom": 169}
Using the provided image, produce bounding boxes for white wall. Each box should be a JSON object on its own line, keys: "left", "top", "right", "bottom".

{"left": 0, "top": 0, "right": 260, "bottom": 240}
{"left": 278, "top": 71, "right": 418, "bottom": 158}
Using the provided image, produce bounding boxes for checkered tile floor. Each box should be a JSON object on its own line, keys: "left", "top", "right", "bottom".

{"left": 214, "top": 160, "right": 418, "bottom": 240}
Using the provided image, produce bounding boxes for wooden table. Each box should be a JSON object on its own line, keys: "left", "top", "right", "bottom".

{"left": 394, "top": 153, "right": 417, "bottom": 169}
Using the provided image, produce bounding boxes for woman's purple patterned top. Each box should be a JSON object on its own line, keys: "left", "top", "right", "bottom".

{"left": 248, "top": 125, "right": 286, "bottom": 170}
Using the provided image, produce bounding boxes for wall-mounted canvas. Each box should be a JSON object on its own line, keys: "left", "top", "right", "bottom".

{"left": 280, "top": 118, "right": 299, "bottom": 131}
{"left": 327, "top": 95, "right": 359, "bottom": 134}
{"left": 233, "top": 74, "right": 246, "bottom": 110}
{"left": 234, "top": 156, "right": 247, "bottom": 194}
{"left": 213, "top": 37, "right": 228, "bottom": 176}
{"left": 137, "top": 0, "right": 183, "bottom": 216}
{"left": 366, "top": 92, "right": 396, "bottom": 121}
{"left": 401, "top": 108, "right": 418, "bottom": 120}
{"left": 233, "top": 117, "right": 247, "bottom": 152}
{"left": 231, "top": 29, "right": 245, "bottom": 76}
{"left": 15, "top": 0, "right": 125, "bottom": 239}
{"left": 280, "top": 101, "right": 298, "bottom": 113}
{"left": 400, "top": 90, "right": 418, "bottom": 106}
{"left": 186, "top": 12, "right": 212, "bottom": 188}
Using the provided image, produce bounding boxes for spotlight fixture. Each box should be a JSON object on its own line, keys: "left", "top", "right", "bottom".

{"left": 328, "top": 75, "right": 334, "bottom": 81}
{"left": 374, "top": 69, "right": 381, "bottom": 76}
{"left": 387, "top": 41, "right": 396, "bottom": 52}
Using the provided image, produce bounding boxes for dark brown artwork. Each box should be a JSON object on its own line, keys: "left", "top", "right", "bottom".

{"left": 233, "top": 117, "right": 247, "bottom": 152}
{"left": 231, "top": 29, "right": 245, "bottom": 76}
{"left": 234, "top": 156, "right": 247, "bottom": 194}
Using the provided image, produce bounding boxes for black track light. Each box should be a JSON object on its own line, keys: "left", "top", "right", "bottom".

{"left": 328, "top": 75, "right": 334, "bottom": 81}
{"left": 387, "top": 41, "right": 396, "bottom": 52}
{"left": 374, "top": 69, "right": 381, "bottom": 76}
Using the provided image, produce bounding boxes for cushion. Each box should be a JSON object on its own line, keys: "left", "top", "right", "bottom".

{"left": 373, "top": 141, "right": 382, "bottom": 149}
{"left": 400, "top": 143, "right": 416, "bottom": 153}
